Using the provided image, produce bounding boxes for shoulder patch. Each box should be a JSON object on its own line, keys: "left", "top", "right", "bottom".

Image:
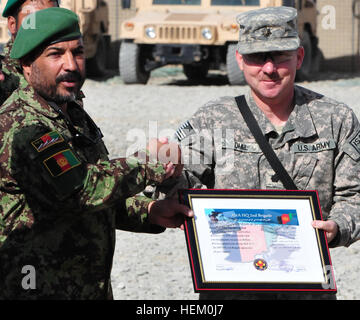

{"left": 31, "top": 131, "right": 64, "bottom": 152}
{"left": 349, "top": 131, "right": 360, "bottom": 155}
{"left": 175, "top": 121, "right": 195, "bottom": 141}
{"left": 43, "top": 149, "right": 81, "bottom": 177}
{"left": 343, "top": 130, "right": 360, "bottom": 161}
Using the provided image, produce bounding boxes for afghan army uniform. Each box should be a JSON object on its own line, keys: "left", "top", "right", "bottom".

{"left": 0, "top": 39, "right": 22, "bottom": 105}
{"left": 0, "top": 7, "right": 165, "bottom": 299}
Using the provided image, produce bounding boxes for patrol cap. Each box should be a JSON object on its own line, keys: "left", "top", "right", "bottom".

{"left": 236, "top": 6, "right": 300, "bottom": 55}
{"left": 10, "top": 7, "right": 81, "bottom": 59}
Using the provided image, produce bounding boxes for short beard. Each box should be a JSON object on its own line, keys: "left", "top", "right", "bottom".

{"left": 29, "top": 62, "right": 83, "bottom": 105}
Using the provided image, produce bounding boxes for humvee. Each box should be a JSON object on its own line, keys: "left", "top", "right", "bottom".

{"left": 0, "top": 0, "right": 110, "bottom": 76}
{"left": 119, "top": 0, "right": 320, "bottom": 85}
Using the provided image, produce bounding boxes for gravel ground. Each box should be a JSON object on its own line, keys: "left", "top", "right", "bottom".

{"left": 82, "top": 68, "right": 360, "bottom": 300}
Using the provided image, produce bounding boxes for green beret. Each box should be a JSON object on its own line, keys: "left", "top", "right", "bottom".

{"left": 2, "top": 0, "right": 25, "bottom": 17}
{"left": 10, "top": 7, "right": 81, "bottom": 59}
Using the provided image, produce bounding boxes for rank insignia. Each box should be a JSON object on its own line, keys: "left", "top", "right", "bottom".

{"left": 254, "top": 259, "right": 268, "bottom": 271}
{"left": 43, "top": 149, "right": 81, "bottom": 177}
{"left": 31, "top": 131, "right": 64, "bottom": 152}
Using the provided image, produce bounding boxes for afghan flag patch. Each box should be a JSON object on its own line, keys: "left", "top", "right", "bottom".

{"left": 43, "top": 149, "right": 81, "bottom": 177}
{"left": 31, "top": 131, "right": 64, "bottom": 152}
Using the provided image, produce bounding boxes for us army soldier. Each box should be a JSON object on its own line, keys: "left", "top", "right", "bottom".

{"left": 168, "top": 7, "right": 360, "bottom": 299}
{"left": 0, "top": 7, "right": 191, "bottom": 299}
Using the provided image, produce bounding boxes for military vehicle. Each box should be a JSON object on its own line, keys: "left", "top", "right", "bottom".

{"left": 119, "top": 0, "right": 321, "bottom": 85}
{"left": 0, "top": 0, "right": 110, "bottom": 76}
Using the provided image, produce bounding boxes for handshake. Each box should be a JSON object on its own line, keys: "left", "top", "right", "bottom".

{"left": 134, "top": 137, "right": 193, "bottom": 229}
{"left": 133, "top": 136, "right": 183, "bottom": 180}
{"left": 146, "top": 137, "right": 184, "bottom": 180}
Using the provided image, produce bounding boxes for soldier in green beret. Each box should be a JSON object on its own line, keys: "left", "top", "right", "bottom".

{"left": 0, "top": 0, "right": 59, "bottom": 105}
{"left": 0, "top": 7, "right": 192, "bottom": 299}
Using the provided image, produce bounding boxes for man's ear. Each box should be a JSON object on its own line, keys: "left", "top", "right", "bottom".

{"left": 296, "top": 46, "right": 305, "bottom": 70}
{"left": 235, "top": 50, "right": 245, "bottom": 71}
{"left": 21, "top": 59, "right": 32, "bottom": 81}
{"left": 7, "top": 16, "right": 17, "bottom": 38}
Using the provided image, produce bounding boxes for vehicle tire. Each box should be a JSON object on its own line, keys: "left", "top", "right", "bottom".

{"left": 183, "top": 63, "right": 209, "bottom": 81}
{"left": 86, "top": 35, "right": 107, "bottom": 77}
{"left": 311, "top": 46, "right": 324, "bottom": 73}
{"left": 296, "top": 31, "right": 312, "bottom": 81}
{"left": 226, "top": 43, "right": 246, "bottom": 85}
{"left": 119, "top": 42, "right": 150, "bottom": 84}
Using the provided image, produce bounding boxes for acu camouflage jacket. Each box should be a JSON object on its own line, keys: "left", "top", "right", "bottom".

{"left": 173, "top": 85, "right": 360, "bottom": 248}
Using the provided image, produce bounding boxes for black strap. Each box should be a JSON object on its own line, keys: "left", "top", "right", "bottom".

{"left": 235, "top": 95, "right": 298, "bottom": 190}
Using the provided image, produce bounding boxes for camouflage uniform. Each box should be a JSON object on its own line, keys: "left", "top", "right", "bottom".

{"left": 173, "top": 86, "right": 360, "bottom": 299}
{"left": 0, "top": 75, "right": 166, "bottom": 299}
{"left": 0, "top": 39, "right": 22, "bottom": 105}
{"left": 166, "top": 6, "right": 360, "bottom": 300}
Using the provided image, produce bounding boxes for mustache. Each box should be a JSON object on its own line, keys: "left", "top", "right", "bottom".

{"left": 56, "top": 72, "right": 82, "bottom": 84}
{"left": 262, "top": 74, "right": 281, "bottom": 81}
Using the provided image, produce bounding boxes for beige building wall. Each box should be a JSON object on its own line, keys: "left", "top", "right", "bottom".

{"left": 317, "top": 0, "right": 360, "bottom": 72}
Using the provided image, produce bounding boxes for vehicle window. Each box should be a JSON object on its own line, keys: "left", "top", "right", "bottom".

{"left": 211, "top": 0, "right": 260, "bottom": 5}
{"left": 153, "top": 0, "right": 201, "bottom": 5}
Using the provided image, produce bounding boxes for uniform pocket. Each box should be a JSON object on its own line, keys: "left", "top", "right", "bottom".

{"left": 292, "top": 154, "right": 318, "bottom": 189}
{"left": 216, "top": 142, "right": 262, "bottom": 189}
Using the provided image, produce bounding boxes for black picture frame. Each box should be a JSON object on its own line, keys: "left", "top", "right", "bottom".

{"left": 179, "top": 189, "right": 336, "bottom": 294}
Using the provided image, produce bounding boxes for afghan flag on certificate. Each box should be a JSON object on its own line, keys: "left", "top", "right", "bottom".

{"left": 280, "top": 213, "right": 293, "bottom": 225}
{"left": 44, "top": 149, "right": 81, "bottom": 177}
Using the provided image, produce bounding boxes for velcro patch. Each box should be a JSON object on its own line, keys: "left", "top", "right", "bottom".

{"left": 43, "top": 149, "right": 81, "bottom": 177}
{"left": 31, "top": 131, "right": 64, "bottom": 152}
{"left": 291, "top": 139, "right": 336, "bottom": 153}
{"left": 350, "top": 131, "right": 360, "bottom": 155}
{"left": 175, "top": 121, "right": 195, "bottom": 141}
{"left": 222, "top": 139, "right": 261, "bottom": 153}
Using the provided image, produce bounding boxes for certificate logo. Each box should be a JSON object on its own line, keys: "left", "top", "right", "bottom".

{"left": 254, "top": 259, "right": 268, "bottom": 271}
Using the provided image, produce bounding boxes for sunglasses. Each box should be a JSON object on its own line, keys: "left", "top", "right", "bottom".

{"left": 242, "top": 51, "right": 296, "bottom": 65}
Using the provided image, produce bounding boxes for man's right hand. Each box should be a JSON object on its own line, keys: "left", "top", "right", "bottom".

{"left": 148, "top": 198, "right": 193, "bottom": 230}
{"left": 147, "top": 137, "right": 183, "bottom": 179}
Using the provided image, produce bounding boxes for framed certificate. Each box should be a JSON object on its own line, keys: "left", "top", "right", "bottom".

{"left": 179, "top": 189, "right": 337, "bottom": 293}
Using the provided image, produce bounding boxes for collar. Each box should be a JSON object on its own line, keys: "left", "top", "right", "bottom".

{"left": 245, "top": 89, "right": 278, "bottom": 136}
{"left": 245, "top": 86, "right": 317, "bottom": 145}
{"left": 284, "top": 86, "right": 317, "bottom": 139}
{"left": 19, "top": 79, "right": 83, "bottom": 120}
